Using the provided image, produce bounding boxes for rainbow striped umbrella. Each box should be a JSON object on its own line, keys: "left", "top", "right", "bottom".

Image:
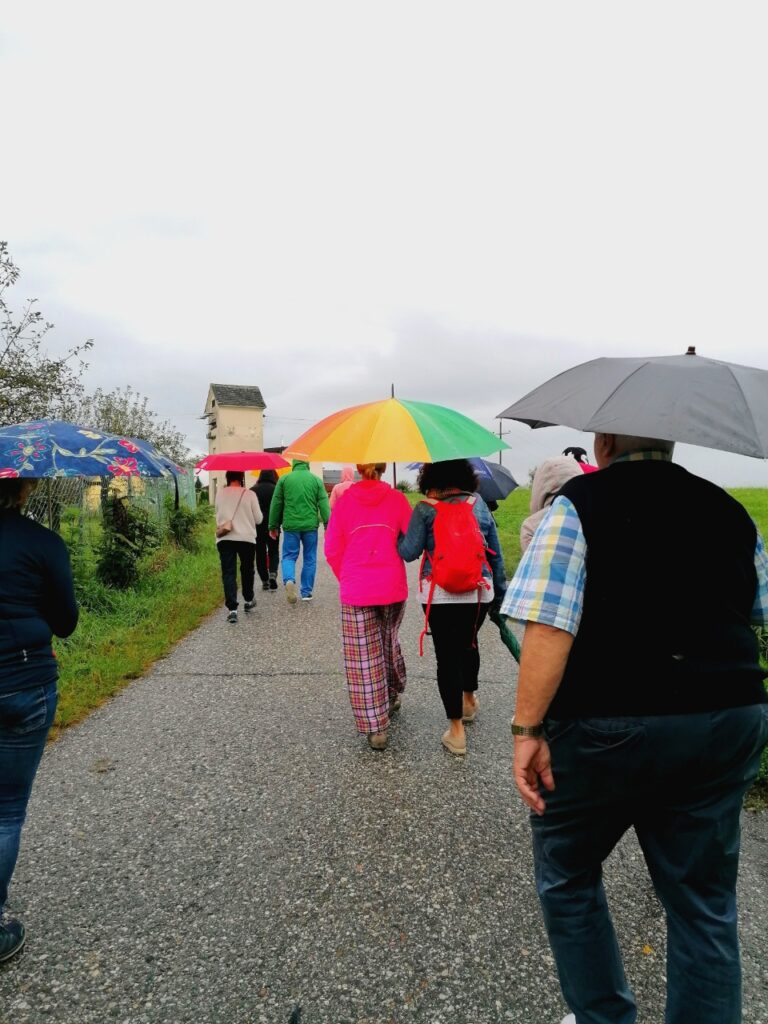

{"left": 285, "top": 398, "right": 509, "bottom": 463}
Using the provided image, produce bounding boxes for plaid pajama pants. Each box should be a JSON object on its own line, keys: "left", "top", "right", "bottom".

{"left": 341, "top": 601, "right": 407, "bottom": 734}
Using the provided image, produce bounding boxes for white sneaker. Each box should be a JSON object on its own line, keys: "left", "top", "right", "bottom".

{"left": 561, "top": 1015, "right": 576, "bottom": 1024}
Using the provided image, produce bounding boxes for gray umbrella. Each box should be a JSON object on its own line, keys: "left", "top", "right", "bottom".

{"left": 498, "top": 347, "right": 768, "bottom": 459}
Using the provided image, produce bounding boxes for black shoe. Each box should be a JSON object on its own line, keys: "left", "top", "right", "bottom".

{"left": 0, "top": 919, "right": 25, "bottom": 963}
{"left": 226, "top": 610, "right": 238, "bottom": 624}
{"left": 262, "top": 581, "right": 270, "bottom": 591}
{"left": 244, "top": 599, "right": 257, "bottom": 612}
{"left": 269, "top": 576, "right": 278, "bottom": 591}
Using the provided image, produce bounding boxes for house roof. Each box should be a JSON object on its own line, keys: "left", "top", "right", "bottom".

{"left": 209, "top": 384, "right": 266, "bottom": 409}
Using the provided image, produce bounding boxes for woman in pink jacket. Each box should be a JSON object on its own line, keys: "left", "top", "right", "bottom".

{"left": 329, "top": 465, "right": 356, "bottom": 509}
{"left": 324, "top": 463, "right": 413, "bottom": 750}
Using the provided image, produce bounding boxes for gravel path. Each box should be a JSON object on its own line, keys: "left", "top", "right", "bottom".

{"left": 1, "top": 558, "right": 767, "bottom": 1024}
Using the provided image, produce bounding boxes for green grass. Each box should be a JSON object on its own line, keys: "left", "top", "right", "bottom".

{"left": 53, "top": 520, "right": 222, "bottom": 733}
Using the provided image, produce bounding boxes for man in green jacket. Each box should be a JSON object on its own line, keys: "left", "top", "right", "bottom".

{"left": 268, "top": 460, "right": 330, "bottom": 604}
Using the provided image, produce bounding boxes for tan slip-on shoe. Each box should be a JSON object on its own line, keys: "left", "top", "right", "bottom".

{"left": 285, "top": 581, "right": 298, "bottom": 605}
{"left": 462, "top": 697, "right": 478, "bottom": 722}
{"left": 441, "top": 729, "right": 467, "bottom": 756}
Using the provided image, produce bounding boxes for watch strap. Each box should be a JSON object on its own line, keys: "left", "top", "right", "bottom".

{"left": 510, "top": 722, "right": 544, "bottom": 738}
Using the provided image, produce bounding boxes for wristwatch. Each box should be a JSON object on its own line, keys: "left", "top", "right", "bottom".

{"left": 510, "top": 722, "right": 544, "bottom": 738}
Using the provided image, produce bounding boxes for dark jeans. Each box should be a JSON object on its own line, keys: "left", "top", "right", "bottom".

{"left": 424, "top": 602, "right": 489, "bottom": 719}
{"left": 217, "top": 540, "right": 256, "bottom": 610}
{"left": 0, "top": 681, "right": 58, "bottom": 913}
{"left": 532, "top": 704, "right": 768, "bottom": 1024}
{"left": 255, "top": 530, "right": 279, "bottom": 583}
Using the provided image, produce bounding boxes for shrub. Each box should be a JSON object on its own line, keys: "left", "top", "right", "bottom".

{"left": 165, "top": 498, "right": 201, "bottom": 550}
{"left": 395, "top": 480, "right": 413, "bottom": 493}
{"left": 96, "top": 494, "right": 161, "bottom": 589}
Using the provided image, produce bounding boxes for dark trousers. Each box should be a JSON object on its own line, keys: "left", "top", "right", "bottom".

{"left": 255, "top": 530, "right": 279, "bottom": 583}
{"left": 217, "top": 541, "right": 256, "bottom": 610}
{"left": 0, "top": 681, "right": 58, "bottom": 913}
{"left": 424, "top": 602, "right": 489, "bottom": 719}
{"left": 532, "top": 704, "right": 768, "bottom": 1024}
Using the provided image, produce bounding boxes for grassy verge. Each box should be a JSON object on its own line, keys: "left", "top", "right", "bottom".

{"left": 53, "top": 520, "right": 221, "bottom": 734}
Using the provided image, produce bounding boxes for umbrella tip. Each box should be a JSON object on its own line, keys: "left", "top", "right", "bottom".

{"left": 685, "top": 346, "right": 696, "bottom": 356}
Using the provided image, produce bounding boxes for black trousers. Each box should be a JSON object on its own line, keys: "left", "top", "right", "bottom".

{"left": 425, "top": 603, "right": 489, "bottom": 720}
{"left": 255, "top": 529, "right": 280, "bottom": 582}
{"left": 218, "top": 541, "right": 256, "bottom": 610}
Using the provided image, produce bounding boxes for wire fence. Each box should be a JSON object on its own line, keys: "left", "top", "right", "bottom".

{"left": 25, "top": 473, "right": 199, "bottom": 554}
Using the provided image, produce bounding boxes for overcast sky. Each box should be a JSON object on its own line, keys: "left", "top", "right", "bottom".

{"left": 2, "top": 1, "right": 767, "bottom": 485}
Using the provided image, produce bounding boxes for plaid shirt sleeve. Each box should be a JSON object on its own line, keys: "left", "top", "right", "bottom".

{"left": 501, "top": 496, "right": 586, "bottom": 635}
{"left": 752, "top": 529, "right": 768, "bottom": 626}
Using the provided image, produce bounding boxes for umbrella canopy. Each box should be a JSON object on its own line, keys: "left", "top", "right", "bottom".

{"left": 285, "top": 398, "right": 509, "bottom": 463}
{"left": 0, "top": 420, "right": 175, "bottom": 478}
{"left": 126, "top": 438, "right": 189, "bottom": 476}
{"left": 469, "top": 458, "right": 519, "bottom": 502}
{"left": 195, "top": 451, "right": 290, "bottom": 473}
{"left": 498, "top": 348, "right": 768, "bottom": 459}
{"left": 406, "top": 457, "right": 519, "bottom": 504}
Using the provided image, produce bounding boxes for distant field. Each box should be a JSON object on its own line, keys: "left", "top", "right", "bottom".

{"left": 494, "top": 486, "right": 768, "bottom": 576}
{"left": 407, "top": 486, "right": 768, "bottom": 576}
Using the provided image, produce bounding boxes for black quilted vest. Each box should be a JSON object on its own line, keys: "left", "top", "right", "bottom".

{"left": 550, "top": 459, "right": 766, "bottom": 718}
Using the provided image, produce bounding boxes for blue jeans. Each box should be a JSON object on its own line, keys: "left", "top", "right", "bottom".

{"left": 0, "top": 682, "right": 58, "bottom": 914}
{"left": 532, "top": 704, "right": 768, "bottom": 1024}
{"left": 281, "top": 530, "right": 318, "bottom": 597}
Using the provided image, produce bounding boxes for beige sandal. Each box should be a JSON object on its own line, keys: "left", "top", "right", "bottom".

{"left": 462, "top": 698, "right": 478, "bottom": 722}
{"left": 441, "top": 729, "right": 467, "bottom": 756}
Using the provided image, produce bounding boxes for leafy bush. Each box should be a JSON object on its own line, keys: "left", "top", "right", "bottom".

{"left": 96, "top": 494, "right": 161, "bottom": 588}
{"left": 395, "top": 480, "right": 413, "bottom": 493}
{"left": 165, "top": 498, "right": 201, "bottom": 550}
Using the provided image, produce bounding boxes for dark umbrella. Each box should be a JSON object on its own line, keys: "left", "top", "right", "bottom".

{"left": 498, "top": 347, "right": 768, "bottom": 459}
{"left": 405, "top": 458, "right": 519, "bottom": 504}
{"left": 468, "top": 458, "right": 519, "bottom": 503}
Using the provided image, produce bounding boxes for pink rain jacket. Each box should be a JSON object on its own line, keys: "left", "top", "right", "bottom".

{"left": 329, "top": 465, "right": 356, "bottom": 509}
{"left": 324, "top": 480, "right": 413, "bottom": 606}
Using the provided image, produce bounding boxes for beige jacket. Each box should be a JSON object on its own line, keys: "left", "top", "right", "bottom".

{"left": 520, "top": 457, "right": 583, "bottom": 552}
{"left": 215, "top": 485, "right": 263, "bottom": 544}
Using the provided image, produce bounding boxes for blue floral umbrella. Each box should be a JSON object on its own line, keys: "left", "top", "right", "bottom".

{"left": 0, "top": 421, "right": 176, "bottom": 479}
{"left": 125, "top": 437, "right": 188, "bottom": 477}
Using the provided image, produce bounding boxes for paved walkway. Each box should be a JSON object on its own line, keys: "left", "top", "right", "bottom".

{"left": 1, "top": 559, "right": 767, "bottom": 1024}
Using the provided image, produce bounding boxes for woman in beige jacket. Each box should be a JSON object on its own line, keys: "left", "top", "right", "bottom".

{"left": 215, "top": 471, "right": 263, "bottom": 623}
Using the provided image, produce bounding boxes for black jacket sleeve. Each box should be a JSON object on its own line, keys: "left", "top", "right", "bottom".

{"left": 40, "top": 532, "right": 79, "bottom": 638}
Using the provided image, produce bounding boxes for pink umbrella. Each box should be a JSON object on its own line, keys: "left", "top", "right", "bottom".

{"left": 195, "top": 451, "right": 290, "bottom": 472}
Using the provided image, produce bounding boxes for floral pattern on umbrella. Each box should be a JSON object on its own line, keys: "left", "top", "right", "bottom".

{"left": 0, "top": 421, "right": 177, "bottom": 478}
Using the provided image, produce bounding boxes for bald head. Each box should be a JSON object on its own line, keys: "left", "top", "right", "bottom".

{"left": 593, "top": 433, "right": 674, "bottom": 468}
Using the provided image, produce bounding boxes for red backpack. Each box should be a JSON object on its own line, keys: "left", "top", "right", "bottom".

{"left": 419, "top": 496, "right": 491, "bottom": 654}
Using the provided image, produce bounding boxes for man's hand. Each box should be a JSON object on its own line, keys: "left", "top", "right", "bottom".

{"left": 513, "top": 736, "right": 554, "bottom": 815}
{"left": 269, "top": 529, "right": 278, "bottom": 540}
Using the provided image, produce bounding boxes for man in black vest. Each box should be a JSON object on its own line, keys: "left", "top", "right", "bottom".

{"left": 502, "top": 433, "right": 768, "bottom": 1024}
